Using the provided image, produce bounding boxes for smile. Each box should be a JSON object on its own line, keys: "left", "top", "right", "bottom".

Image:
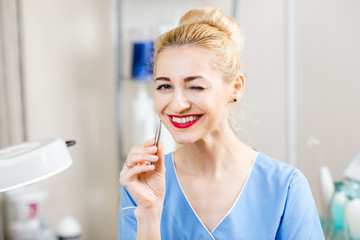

{"left": 168, "top": 114, "right": 203, "bottom": 128}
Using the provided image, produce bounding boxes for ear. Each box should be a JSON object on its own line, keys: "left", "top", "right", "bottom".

{"left": 229, "top": 74, "right": 245, "bottom": 103}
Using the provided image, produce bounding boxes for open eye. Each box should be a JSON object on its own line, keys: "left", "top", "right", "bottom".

{"left": 156, "top": 84, "right": 173, "bottom": 91}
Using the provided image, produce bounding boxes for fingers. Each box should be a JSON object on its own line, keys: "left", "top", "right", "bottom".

{"left": 143, "top": 138, "right": 155, "bottom": 147}
{"left": 120, "top": 163, "right": 155, "bottom": 185}
{"left": 125, "top": 139, "right": 159, "bottom": 167}
{"left": 154, "top": 142, "right": 165, "bottom": 174}
{"left": 120, "top": 139, "right": 157, "bottom": 184}
{"left": 127, "top": 163, "right": 155, "bottom": 176}
{"left": 127, "top": 150, "right": 159, "bottom": 166}
{"left": 119, "top": 138, "right": 165, "bottom": 185}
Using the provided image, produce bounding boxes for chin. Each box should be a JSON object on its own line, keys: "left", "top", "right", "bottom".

{"left": 174, "top": 138, "right": 195, "bottom": 145}
{"left": 171, "top": 133, "right": 198, "bottom": 145}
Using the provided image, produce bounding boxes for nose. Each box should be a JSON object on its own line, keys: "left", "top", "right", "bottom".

{"left": 171, "top": 89, "right": 191, "bottom": 114}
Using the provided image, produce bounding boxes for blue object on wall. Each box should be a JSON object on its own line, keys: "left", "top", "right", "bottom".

{"left": 131, "top": 41, "right": 154, "bottom": 81}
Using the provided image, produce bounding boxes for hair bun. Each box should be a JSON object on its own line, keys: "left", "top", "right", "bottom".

{"left": 179, "top": 7, "right": 244, "bottom": 51}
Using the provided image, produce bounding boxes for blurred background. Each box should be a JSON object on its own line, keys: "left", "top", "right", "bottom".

{"left": 0, "top": 0, "right": 359, "bottom": 239}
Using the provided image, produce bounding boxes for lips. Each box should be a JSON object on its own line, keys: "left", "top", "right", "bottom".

{"left": 168, "top": 114, "right": 203, "bottom": 128}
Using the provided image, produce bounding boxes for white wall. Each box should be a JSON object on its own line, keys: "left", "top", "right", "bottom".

{"left": 296, "top": 0, "right": 360, "bottom": 215}
{"left": 20, "top": 1, "right": 118, "bottom": 239}
{"left": 237, "top": 0, "right": 286, "bottom": 160}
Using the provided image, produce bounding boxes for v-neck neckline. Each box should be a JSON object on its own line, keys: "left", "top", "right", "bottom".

{"left": 169, "top": 152, "right": 259, "bottom": 235}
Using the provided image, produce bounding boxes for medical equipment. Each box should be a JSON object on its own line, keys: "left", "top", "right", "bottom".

{"left": 0, "top": 138, "right": 74, "bottom": 193}
{"left": 56, "top": 211, "right": 82, "bottom": 240}
{"left": 343, "top": 151, "right": 360, "bottom": 182}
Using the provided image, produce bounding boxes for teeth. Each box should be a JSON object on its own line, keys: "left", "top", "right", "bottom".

{"left": 172, "top": 116, "right": 200, "bottom": 124}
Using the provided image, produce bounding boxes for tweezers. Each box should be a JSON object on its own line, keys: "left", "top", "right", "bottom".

{"left": 151, "top": 120, "right": 162, "bottom": 165}
{"left": 154, "top": 119, "right": 162, "bottom": 149}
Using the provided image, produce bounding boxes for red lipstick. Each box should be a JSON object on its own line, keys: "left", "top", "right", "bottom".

{"left": 168, "top": 114, "right": 203, "bottom": 129}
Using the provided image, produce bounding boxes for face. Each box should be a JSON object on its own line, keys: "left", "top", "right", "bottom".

{"left": 154, "top": 46, "right": 234, "bottom": 145}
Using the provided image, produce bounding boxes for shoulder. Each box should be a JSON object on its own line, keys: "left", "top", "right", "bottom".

{"left": 246, "top": 152, "right": 319, "bottom": 224}
{"left": 252, "top": 152, "right": 307, "bottom": 190}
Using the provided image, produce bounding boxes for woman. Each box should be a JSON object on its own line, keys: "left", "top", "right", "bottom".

{"left": 119, "top": 7, "right": 324, "bottom": 240}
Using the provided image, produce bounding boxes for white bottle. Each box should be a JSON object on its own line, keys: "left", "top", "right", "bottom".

{"left": 344, "top": 193, "right": 360, "bottom": 239}
{"left": 132, "top": 83, "right": 157, "bottom": 146}
{"left": 56, "top": 212, "right": 81, "bottom": 240}
{"left": 331, "top": 181, "right": 347, "bottom": 230}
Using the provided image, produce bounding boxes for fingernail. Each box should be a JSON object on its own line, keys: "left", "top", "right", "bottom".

{"left": 149, "top": 155, "right": 158, "bottom": 160}
{"left": 146, "top": 138, "right": 154, "bottom": 143}
{"left": 148, "top": 146, "right": 157, "bottom": 151}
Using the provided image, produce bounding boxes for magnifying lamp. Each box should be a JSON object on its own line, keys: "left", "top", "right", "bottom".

{"left": 0, "top": 139, "right": 74, "bottom": 193}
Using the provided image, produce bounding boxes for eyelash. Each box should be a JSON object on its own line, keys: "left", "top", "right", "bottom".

{"left": 156, "top": 85, "right": 205, "bottom": 91}
{"left": 156, "top": 84, "right": 172, "bottom": 90}
{"left": 190, "top": 86, "right": 205, "bottom": 91}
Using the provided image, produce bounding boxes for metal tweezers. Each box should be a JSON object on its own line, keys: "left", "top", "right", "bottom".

{"left": 151, "top": 120, "right": 162, "bottom": 165}
{"left": 155, "top": 119, "right": 162, "bottom": 149}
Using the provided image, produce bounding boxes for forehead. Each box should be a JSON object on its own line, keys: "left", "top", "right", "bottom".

{"left": 155, "top": 46, "right": 220, "bottom": 78}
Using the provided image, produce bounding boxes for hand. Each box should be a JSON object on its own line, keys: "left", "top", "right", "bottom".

{"left": 119, "top": 138, "right": 166, "bottom": 211}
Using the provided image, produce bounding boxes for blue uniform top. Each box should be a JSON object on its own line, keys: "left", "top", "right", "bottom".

{"left": 119, "top": 152, "right": 325, "bottom": 239}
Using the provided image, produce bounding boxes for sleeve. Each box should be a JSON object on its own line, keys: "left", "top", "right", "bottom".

{"left": 118, "top": 185, "right": 137, "bottom": 240}
{"left": 275, "top": 172, "right": 325, "bottom": 240}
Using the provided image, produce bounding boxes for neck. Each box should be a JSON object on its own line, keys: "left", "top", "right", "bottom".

{"left": 174, "top": 120, "right": 255, "bottom": 179}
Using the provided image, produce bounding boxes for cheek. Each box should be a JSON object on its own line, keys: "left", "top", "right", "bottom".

{"left": 194, "top": 92, "right": 228, "bottom": 112}
{"left": 154, "top": 95, "right": 161, "bottom": 114}
{"left": 154, "top": 94, "right": 167, "bottom": 114}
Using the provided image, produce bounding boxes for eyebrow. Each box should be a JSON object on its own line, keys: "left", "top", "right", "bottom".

{"left": 184, "top": 76, "right": 203, "bottom": 82}
{"left": 154, "top": 76, "right": 204, "bottom": 82}
{"left": 154, "top": 77, "right": 170, "bottom": 82}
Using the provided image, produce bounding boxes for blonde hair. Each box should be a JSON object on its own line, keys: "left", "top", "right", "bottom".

{"left": 153, "top": 7, "right": 244, "bottom": 83}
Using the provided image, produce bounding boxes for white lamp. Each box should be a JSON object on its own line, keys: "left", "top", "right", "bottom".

{"left": 0, "top": 138, "right": 74, "bottom": 193}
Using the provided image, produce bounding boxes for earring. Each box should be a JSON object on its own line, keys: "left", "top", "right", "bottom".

{"left": 233, "top": 99, "right": 237, "bottom": 102}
